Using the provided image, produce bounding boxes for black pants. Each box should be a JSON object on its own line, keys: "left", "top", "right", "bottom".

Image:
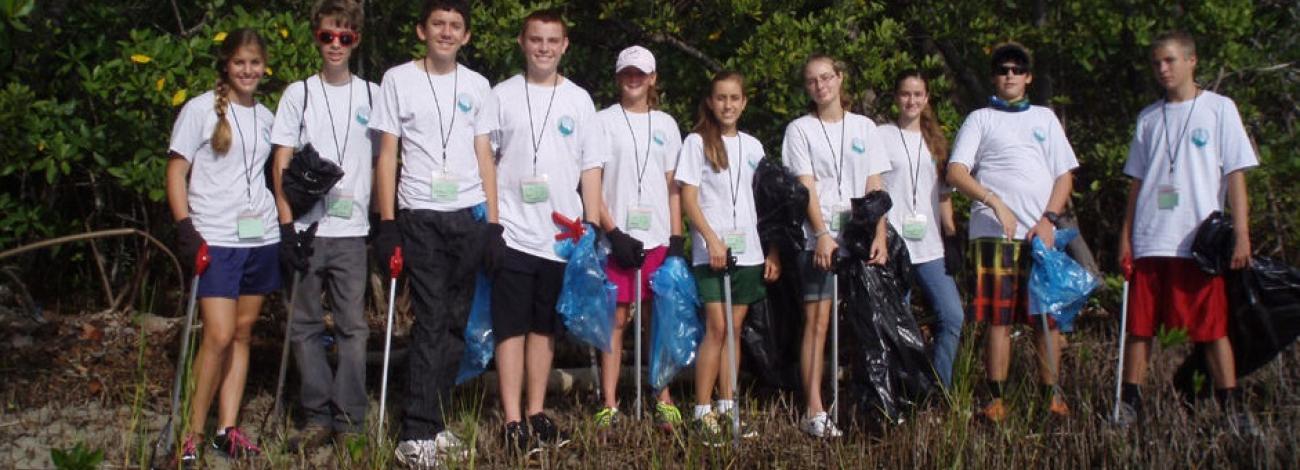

{"left": 398, "top": 208, "right": 483, "bottom": 440}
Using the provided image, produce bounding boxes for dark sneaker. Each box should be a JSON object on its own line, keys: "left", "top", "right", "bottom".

{"left": 1227, "top": 411, "right": 1263, "bottom": 439}
{"left": 175, "top": 433, "right": 199, "bottom": 469}
{"left": 287, "top": 424, "right": 333, "bottom": 452}
{"left": 210, "top": 426, "right": 260, "bottom": 459}
{"left": 1111, "top": 402, "right": 1139, "bottom": 429}
{"left": 527, "top": 413, "right": 571, "bottom": 449}
{"left": 502, "top": 421, "right": 536, "bottom": 457}
{"left": 691, "top": 412, "right": 726, "bottom": 448}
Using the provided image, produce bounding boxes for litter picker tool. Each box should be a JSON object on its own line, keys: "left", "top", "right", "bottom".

{"left": 722, "top": 249, "right": 740, "bottom": 449}
{"left": 264, "top": 271, "right": 300, "bottom": 432}
{"left": 1112, "top": 278, "right": 1131, "bottom": 423}
{"left": 150, "top": 243, "right": 209, "bottom": 469}
{"left": 634, "top": 265, "right": 644, "bottom": 419}
{"left": 830, "top": 253, "right": 840, "bottom": 425}
{"left": 377, "top": 247, "right": 403, "bottom": 444}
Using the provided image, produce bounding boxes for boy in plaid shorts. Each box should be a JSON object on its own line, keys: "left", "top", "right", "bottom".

{"left": 1116, "top": 31, "right": 1258, "bottom": 434}
{"left": 946, "top": 43, "right": 1079, "bottom": 421}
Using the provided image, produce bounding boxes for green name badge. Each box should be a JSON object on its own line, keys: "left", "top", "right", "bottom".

{"left": 431, "top": 174, "right": 460, "bottom": 203}
{"left": 724, "top": 231, "right": 747, "bottom": 255}
{"left": 328, "top": 193, "right": 354, "bottom": 219}
{"left": 522, "top": 176, "right": 550, "bottom": 204}
{"left": 1157, "top": 184, "right": 1179, "bottom": 210}
{"left": 902, "top": 213, "right": 928, "bottom": 240}
{"left": 627, "top": 206, "right": 653, "bottom": 231}
{"left": 829, "top": 204, "right": 850, "bottom": 232}
{"left": 237, "top": 212, "right": 265, "bottom": 240}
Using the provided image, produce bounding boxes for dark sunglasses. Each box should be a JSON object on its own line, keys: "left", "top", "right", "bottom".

{"left": 994, "top": 64, "right": 1029, "bottom": 76}
{"left": 315, "top": 29, "right": 359, "bottom": 47}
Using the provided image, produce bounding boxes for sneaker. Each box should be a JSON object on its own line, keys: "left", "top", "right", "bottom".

{"left": 800, "top": 412, "right": 842, "bottom": 438}
{"left": 175, "top": 434, "right": 199, "bottom": 469}
{"left": 979, "top": 399, "right": 1008, "bottom": 423}
{"left": 653, "top": 402, "right": 683, "bottom": 432}
{"left": 1227, "top": 411, "right": 1263, "bottom": 439}
{"left": 502, "top": 421, "right": 536, "bottom": 457}
{"left": 1048, "top": 396, "right": 1071, "bottom": 418}
{"left": 691, "top": 412, "right": 726, "bottom": 448}
{"left": 433, "top": 430, "right": 471, "bottom": 462}
{"left": 394, "top": 439, "right": 441, "bottom": 469}
{"left": 210, "top": 426, "right": 260, "bottom": 459}
{"left": 1111, "top": 402, "right": 1139, "bottom": 429}
{"left": 593, "top": 407, "right": 620, "bottom": 428}
{"left": 527, "top": 413, "right": 571, "bottom": 449}
{"left": 287, "top": 424, "right": 333, "bottom": 452}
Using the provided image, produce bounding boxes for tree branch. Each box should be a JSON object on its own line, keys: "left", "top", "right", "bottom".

{"left": 610, "top": 18, "right": 723, "bottom": 73}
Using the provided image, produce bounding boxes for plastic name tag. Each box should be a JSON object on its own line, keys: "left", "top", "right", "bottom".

{"left": 237, "top": 210, "right": 265, "bottom": 240}
{"left": 521, "top": 175, "right": 550, "bottom": 204}
{"left": 902, "top": 213, "right": 928, "bottom": 240}
{"left": 627, "top": 206, "right": 653, "bottom": 231}
{"left": 829, "top": 204, "right": 850, "bottom": 232}
{"left": 327, "top": 190, "right": 354, "bottom": 219}
{"left": 724, "top": 231, "right": 747, "bottom": 255}
{"left": 1157, "top": 184, "right": 1179, "bottom": 210}
{"left": 431, "top": 173, "right": 460, "bottom": 203}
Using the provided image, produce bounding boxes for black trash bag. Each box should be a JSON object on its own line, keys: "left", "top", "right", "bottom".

{"left": 739, "top": 158, "right": 809, "bottom": 390}
{"left": 1173, "top": 266, "right": 1300, "bottom": 399}
{"left": 838, "top": 191, "right": 932, "bottom": 425}
{"left": 282, "top": 143, "right": 345, "bottom": 219}
{"left": 1191, "top": 211, "right": 1234, "bottom": 276}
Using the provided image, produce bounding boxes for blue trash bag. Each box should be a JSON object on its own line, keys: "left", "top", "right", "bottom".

{"left": 648, "top": 256, "right": 703, "bottom": 391}
{"left": 554, "top": 224, "right": 617, "bottom": 353}
{"left": 1028, "top": 228, "right": 1099, "bottom": 333}
{"left": 455, "top": 272, "right": 494, "bottom": 384}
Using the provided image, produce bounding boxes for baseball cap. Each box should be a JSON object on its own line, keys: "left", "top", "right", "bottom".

{"left": 616, "top": 45, "right": 655, "bottom": 74}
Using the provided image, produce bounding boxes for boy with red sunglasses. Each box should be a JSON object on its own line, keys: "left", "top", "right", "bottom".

{"left": 269, "top": 0, "right": 378, "bottom": 453}
{"left": 369, "top": 0, "right": 500, "bottom": 467}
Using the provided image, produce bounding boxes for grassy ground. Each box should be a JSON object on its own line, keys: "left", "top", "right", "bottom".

{"left": 2, "top": 308, "right": 1298, "bottom": 468}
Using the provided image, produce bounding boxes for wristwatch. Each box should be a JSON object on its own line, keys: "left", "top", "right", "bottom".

{"left": 1043, "top": 211, "right": 1062, "bottom": 227}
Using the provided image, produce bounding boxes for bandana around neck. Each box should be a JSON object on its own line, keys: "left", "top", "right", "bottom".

{"left": 989, "top": 95, "right": 1031, "bottom": 112}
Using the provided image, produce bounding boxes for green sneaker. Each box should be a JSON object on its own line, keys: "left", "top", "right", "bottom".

{"left": 654, "top": 402, "right": 683, "bottom": 432}
{"left": 691, "top": 412, "right": 726, "bottom": 448}
{"left": 593, "top": 407, "right": 620, "bottom": 428}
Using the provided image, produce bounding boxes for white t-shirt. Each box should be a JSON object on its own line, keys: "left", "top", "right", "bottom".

{"left": 781, "top": 112, "right": 891, "bottom": 251}
{"left": 949, "top": 106, "right": 1079, "bottom": 239}
{"left": 270, "top": 76, "right": 380, "bottom": 238}
{"left": 597, "top": 105, "right": 683, "bottom": 249}
{"left": 169, "top": 91, "right": 279, "bottom": 247}
{"left": 490, "top": 74, "right": 606, "bottom": 262}
{"left": 1123, "top": 91, "right": 1258, "bottom": 259}
{"left": 675, "top": 132, "right": 766, "bottom": 267}
{"left": 369, "top": 61, "right": 499, "bottom": 212}
{"left": 879, "top": 124, "right": 946, "bottom": 264}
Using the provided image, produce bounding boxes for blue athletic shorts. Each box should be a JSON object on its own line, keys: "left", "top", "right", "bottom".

{"left": 196, "top": 244, "right": 282, "bottom": 299}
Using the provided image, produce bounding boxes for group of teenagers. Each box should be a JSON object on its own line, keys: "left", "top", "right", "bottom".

{"left": 164, "top": 0, "right": 1261, "bottom": 466}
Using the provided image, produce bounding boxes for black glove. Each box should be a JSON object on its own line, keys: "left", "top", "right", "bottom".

{"left": 943, "top": 234, "right": 964, "bottom": 276}
{"left": 176, "top": 217, "right": 204, "bottom": 274}
{"left": 373, "top": 219, "right": 401, "bottom": 278}
{"left": 607, "top": 228, "right": 646, "bottom": 269}
{"left": 279, "top": 222, "right": 319, "bottom": 273}
{"left": 483, "top": 222, "right": 506, "bottom": 276}
{"left": 667, "top": 235, "right": 687, "bottom": 260}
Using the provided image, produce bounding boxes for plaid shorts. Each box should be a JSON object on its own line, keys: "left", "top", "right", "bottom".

{"left": 969, "top": 238, "right": 1053, "bottom": 327}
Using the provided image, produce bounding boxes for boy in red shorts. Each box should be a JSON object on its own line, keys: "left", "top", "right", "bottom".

{"left": 1117, "top": 31, "right": 1258, "bottom": 433}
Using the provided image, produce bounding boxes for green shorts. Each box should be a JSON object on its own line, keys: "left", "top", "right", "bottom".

{"left": 693, "top": 265, "right": 767, "bottom": 305}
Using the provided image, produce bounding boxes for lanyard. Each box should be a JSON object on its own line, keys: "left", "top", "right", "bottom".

{"left": 524, "top": 74, "right": 559, "bottom": 176}
{"left": 1161, "top": 89, "right": 1200, "bottom": 183}
{"left": 318, "top": 74, "right": 353, "bottom": 166}
{"left": 726, "top": 134, "right": 744, "bottom": 228}
{"left": 814, "top": 113, "right": 847, "bottom": 201}
{"left": 620, "top": 105, "right": 653, "bottom": 204}
{"left": 229, "top": 102, "right": 258, "bottom": 206}
{"left": 423, "top": 58, "right": 459, "bottom": 173}
{"left": 897, "top": 126, "right": 923, "bottom": 212}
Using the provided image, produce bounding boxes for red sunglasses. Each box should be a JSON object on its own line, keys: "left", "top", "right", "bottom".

{"left": 315, "top": 29, "right": 359, "bottom": 47}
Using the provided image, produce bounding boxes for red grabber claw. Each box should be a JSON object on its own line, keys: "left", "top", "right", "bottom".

{"left": 552, "top": 212, "right": 586, "bottom": 242}
{"left": 195, "top": 243, "right": 211, "bottom": 276}
{"left": 390, "top": 246, "right": 404, "bottom": 279}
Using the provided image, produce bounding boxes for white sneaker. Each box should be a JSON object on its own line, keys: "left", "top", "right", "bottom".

{"left": 394, "top": 431, "right": 470, "bottom": 469}
{"left": 433, "top": 430, "right": 471, "bottom": 461}
{"left": 800, "top": 412, "right": 843, "bottom": 438}
{"left": 820, "top": 413, "right": 844, "bottom": 438}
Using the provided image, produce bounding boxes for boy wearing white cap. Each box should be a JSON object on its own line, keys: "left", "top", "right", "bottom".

{"left": 592, "top": 45, "right": 687, "bottom": 431}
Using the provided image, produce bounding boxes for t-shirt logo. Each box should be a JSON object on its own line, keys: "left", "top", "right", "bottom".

{"left": 652, "top": 130, "right": 666, "bottom": 146}
{"left": 747, "top": 155, "right": 759, "bottom": 170}
{"left": 851, "top": 138, "right": 866, "bottom": 154}
{"left": 1191, "top": 128, "right": 1209, "bottom": 148}
{"left": 355, "top": 106, "right": 370, "bottom": 126}
{"left": 456, "top": 93, "right": 474, "bottom": 113}
{"left": 1032, "top": 127, "right": 1047, "bottom": 143}
{"left": 558, "top": 115, "right": 576, "bottom": 136}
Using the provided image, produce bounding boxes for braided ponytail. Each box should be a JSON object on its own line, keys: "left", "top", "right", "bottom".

{"left": 209, "top": 28, "right": 268, "bottom": 156}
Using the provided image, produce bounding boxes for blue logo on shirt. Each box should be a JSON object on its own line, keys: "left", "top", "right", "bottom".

{"left": 456, "top": 93, "right": 474, "bottom": 113}
{"left": 355, "top": 106, "right": 370, "bottom": 125}
{"left": 1032, "top": 127, "right": 1047, "bottom": 143}
{"left": 851, "top": 138, "right": 866, "bottom": 154}
{"left": 1191, "top": 128, "right": 1209, "bottom": 148}
{"left": 652, "top": 130, "right": 666, "bottom": 146}
{"left": 558, "top": 115, "right": 576, "bottom": 136}
{"left": 747, "top": 156, "right": 759, "bottom": 170}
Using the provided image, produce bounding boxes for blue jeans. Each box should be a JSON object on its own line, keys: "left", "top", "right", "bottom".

{"left": 911, "top": 260, "right": 964, "bottom": 387}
